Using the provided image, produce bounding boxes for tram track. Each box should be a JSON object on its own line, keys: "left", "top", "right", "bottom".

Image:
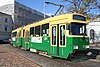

{"left": 1, "top": 44, "right": 100, "bottom": 67}
{"left": 6, "top": 45, "right": 41, "bottom": 67}
{"left": 0, "top": 44, "right": 41, "bottom": 67}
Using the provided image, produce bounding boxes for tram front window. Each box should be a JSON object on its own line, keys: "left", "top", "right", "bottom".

{"left": 70, "top": 23, "right": 86, "bottom": 35}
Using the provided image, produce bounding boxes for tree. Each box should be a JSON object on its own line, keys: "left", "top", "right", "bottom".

{"left": 62, "top": 0, "right": 100, "bottom": 19}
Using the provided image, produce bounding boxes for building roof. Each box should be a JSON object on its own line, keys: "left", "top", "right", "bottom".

{"left": 0, "top": 12, "right": 11, "bottom": 16}
{"left": 15, "top": 1, "right": 48, "bottom": 17}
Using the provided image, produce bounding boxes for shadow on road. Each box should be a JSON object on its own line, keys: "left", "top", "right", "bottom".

{"left": 87, "top": 49, "right": 100, "bottom": 59}
{"left": 69, "top": 49, "right": 100, "bottom": 62}
{"left": 0, "top": 42, "right": 10, "bottom": 44}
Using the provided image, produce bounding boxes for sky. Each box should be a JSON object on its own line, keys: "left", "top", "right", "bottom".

{"left": 16, "top": 0, "right": 68, "bottom": 16}
{"left": 0, "top": 0, "right": 99, "bottom": 16}
{"left": 16, "top": 0, "right": 100, "bottom": 16}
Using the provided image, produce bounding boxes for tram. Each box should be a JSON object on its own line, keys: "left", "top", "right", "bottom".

{"left": 11, "top": 13, "right": 89, "bottom": 59}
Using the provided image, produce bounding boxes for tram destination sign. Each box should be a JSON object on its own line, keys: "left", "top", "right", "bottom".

{"left": 73, "top": 15, "right": 86, "bottom": 21}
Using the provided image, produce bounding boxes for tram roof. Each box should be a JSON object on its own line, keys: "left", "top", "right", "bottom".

{"left": 12, "top": 13, "right": 86, "bottom": 31}
{"left": 12, "top": 27, "right": 23, "bottom": 32}
{"left": 24, "top": 13, "right": 85, "bottom": 26}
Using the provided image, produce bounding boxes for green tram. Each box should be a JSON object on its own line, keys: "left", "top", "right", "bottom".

{"left": 11, "top": 13, "right": 89, "bottom": 59}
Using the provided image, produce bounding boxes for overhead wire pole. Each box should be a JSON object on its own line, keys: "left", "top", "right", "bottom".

{"left": 45, "top": 2, "right": 64, "bottom": 16}
{"left": 44, "top": 0, "right": 46, "bottom": 18}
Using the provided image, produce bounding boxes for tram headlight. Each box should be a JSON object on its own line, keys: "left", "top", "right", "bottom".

{"left": 74, "top": 46, "right": 78, "bottom": 49}
{"left": 86, "top": 45, "right": 89, "bottom": 48}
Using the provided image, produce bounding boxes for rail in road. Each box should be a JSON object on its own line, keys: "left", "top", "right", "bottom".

{"left": 1, "top": 44, "right": 100, "bottom": 67}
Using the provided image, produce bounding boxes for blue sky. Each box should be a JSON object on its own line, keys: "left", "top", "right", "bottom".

{"left": 16, "top": 0, "right": 100, "bottom": 16}
{"left": 16, "top": 0, "right": 68, "bottom": 16}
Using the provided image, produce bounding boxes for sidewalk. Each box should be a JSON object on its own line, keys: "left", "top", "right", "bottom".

{"left": 90, "top": 43, "right": 100, "bottom": 49}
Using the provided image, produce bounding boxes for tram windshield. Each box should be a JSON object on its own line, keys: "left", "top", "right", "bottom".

{"left": 69, "top": 23, "right": 86, "bottom": 35}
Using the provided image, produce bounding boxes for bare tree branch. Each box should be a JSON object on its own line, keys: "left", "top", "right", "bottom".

{"left": 62, "top": 0, "right": 100, "bottom": 18}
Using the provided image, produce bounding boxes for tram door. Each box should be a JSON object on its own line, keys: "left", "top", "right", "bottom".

{"left": 25, "top": 30, "right": 29, "bottom": 43}
{"left": 17, "top": 31, "right": 21, "bottom": 47}
{"left": 51, "top": 24, "right": 66, "bottom": 56}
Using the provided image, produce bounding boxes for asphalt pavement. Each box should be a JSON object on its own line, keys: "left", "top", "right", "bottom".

{"left": 1, "top": 44, "right": 100, "bottom": 67}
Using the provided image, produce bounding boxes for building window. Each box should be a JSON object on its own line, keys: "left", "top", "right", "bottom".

{"left": 0, "top": 17, "right": 1, "bottom": 20}
{"left": 0, "top": 24, "right": 1, "bottom": 28}
{"left": 90, "top": 29, "right": 95, "bottom": 39}
{"left": 90, "top": 29, "right": 95, "bottom": 43}
{"left": 5, "top": 18, "right": 8, "bottom": 23}
{"left": 5, "top": 26, "right": 7, "bottom": 32}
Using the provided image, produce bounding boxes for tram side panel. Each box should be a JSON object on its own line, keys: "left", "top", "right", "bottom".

{"left": 11, "top": 31, "right": 20, "bottom": 47}
{"left": 29, "top": 36, "right": 50, "bottom": 54}
{"left": 11, "top": 37, "right": 16, "bottom": 46}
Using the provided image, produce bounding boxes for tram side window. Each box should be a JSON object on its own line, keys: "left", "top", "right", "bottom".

{"left": 35, "top": 26, "right": 40, "bottom": 36}
{"left": 60, "top": 25, "right": 65, "bottom": 45}
{"left": 23, "top": 30, "right": 25, "bottom": 37}
{"left": 42, "top": 23, "right": 49, "bottom": 36}
{"left": 12, "top": 32, "right": 17, "bottom": 37}
{"left": 52, "top": 26, "right": 56, "bottom": 45}
{"left": 30, "top": 27, "right": 34, "bottom": 37}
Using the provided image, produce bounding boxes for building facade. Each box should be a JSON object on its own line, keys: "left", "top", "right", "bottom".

{"left": 0, "top": 12, "right": 13, "bottom": 42}
{"left": 87, "top": 18, "right": 100, "bottom": 43}
{"left": 0, "top": 0, "right": 48, "bottom": 29}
